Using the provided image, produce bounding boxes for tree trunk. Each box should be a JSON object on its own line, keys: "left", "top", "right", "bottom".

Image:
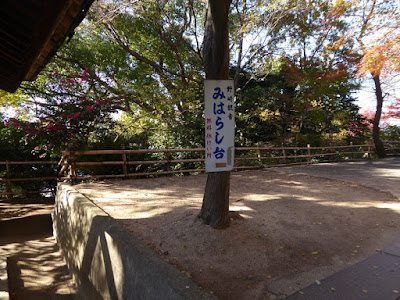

{"left": 372, "top": 74, "right": 386, "bottom": 158}
{"left": 199, "top": 0, "right": 232, "bottom": 229}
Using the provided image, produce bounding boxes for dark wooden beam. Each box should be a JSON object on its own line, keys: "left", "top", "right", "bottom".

{"left": 0, "top": 0, "right": 94, "bottom": 92}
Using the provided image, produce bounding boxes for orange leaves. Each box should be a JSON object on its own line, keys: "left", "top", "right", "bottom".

{"left": 358, "top": 32, "right": 400, "bottom": 77}
{"left": 358, "top": 45, "right": 387, "bottom": 76}
{"left": 385, "top": 98, "right": 400, "bottom": 119}
{"left": 328, "top": 0, "right": 351, "bottom": 19}
{"left": 326, "top": 0, "right": 400, "bottom": 79}
{"left": 331, "top": 36, "right": 345, "bottom": 51}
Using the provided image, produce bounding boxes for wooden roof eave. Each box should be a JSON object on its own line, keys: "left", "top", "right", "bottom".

{"left": 0, "top": 0, "right": 94, "bottom": 93}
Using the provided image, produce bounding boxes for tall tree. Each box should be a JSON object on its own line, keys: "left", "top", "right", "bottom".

{"left": 330, "top": 0, "right": 400, "bottom": 157}
{"left": 198, "top": 0, "right": 232, "bottom": 229}
{"left": 19, "top": 0, "right": 207, "bottom": 150}
{"left": 240, "top": 0, "right": 361, "bottom": 146}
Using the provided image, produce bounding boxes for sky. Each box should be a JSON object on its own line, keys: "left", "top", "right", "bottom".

{"left": 355, "top": 76, "right": 400, "bottom": 126}
{"left": 2, "top": 85, "right": 399, "bottom": 126}
{"left": 2, "top": 75, "right": 400, "bottom": 126}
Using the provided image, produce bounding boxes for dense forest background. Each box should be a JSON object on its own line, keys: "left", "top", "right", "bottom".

{"left": 1, "top": 0, "right": 400, "bottom": 196}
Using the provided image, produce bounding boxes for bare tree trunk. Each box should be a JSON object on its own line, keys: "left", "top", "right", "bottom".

{"left": 199, "top": 0, "right": 232, "bottom": 229}
{"left": 233, "top": 1, "right": 246, "bottom": 90}
{"left": 372, "top": 74, "right": 386, "bottom": 158}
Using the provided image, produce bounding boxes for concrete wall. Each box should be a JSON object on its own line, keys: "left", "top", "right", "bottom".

{"left": 54, "top": 183, "right": 216, "bottom": 300}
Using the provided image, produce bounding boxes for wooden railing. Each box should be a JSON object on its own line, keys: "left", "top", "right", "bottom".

{"left": 0, "top": 160, "right": 58, "bottom": 199}
{"left": 58, "top": 144, "right": 374, "bottom": 182}
{"left": 385, "top": 141, "right": 400, "bottom": 156}
{"left": 3, "top": 141, "right": 399, "bottom": 198}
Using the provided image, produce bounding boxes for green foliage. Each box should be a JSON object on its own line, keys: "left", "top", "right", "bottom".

{"left": 1, "top": 0, "right": 373, "bottom": 174}
{"left": 235, "top": 55, "right": 364, "bottom": 147}
{"left": 0, "top": 89, "right": 28, "bottom": 107}
{"left": 13, "top": 69, "right": 124, "bottom": 156}
{"left": 381, "top": 125, "right": 400, "bottom": 141}
{"left": 0, "top": 122, "right": 57, "bottom": 199}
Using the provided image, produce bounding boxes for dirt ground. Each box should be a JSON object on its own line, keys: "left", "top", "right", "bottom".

{"left": 1, "top": 234, "right": 79, "bottom": 300}
{"left": 75, "top": 168, "right": 400, "bottom": 299}
{"left": 0, "top": 200, "right": 79, "bottom": 300}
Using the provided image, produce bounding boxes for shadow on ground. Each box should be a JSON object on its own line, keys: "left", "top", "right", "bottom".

{"left": 74, "top": 163, "right": 400, "bottom": 299}
{"left": 0, "top": 204, "right": 79, "bottom": 300}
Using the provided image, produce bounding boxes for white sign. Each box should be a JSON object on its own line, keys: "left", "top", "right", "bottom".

{"left": 204, "top": 80, "right": 235, "bottom": 172}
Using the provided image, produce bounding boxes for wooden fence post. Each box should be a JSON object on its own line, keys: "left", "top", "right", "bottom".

{"left": 200, "top": 151, "right": 205, "bottom": 169}
{"left": 69, "top": 150, "right": 76, "bottom": 181}
{"left": 257, "top": 149, "right": 262, "bottom": 165}
{"left": 307, "top": 144, "right": 311, "bottom": 164}
{"left": 335, "top": 144, "right": 339, "bottom": 161}
{"left": 350, "top": 142, "right": 354, "bottom": 160}
{"left": 282, "top": 148, "right": 287, "bottom": 164}
{"left": 122, "top": 145, "right": 128, "bottom": 176}
{"left": 329, "top": 144, "right": 334, "bottom": 162}
{"left": 5, "top": 161, "right": 12, "bottom": 200}
{"left": 165, "top": 145, "right": 171, "bottom": 172}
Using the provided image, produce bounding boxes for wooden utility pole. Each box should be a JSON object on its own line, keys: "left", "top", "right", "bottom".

{"left": 198, "top": 0, "right": 232, "bottom": 229}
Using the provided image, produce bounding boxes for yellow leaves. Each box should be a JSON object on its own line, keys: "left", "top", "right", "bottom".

{"left": 333, "top": 0, "right": 345, "bottom": 6}
{"left": 0, "top": 90, "right": 27, "bottom": 107}
{"left": 331, "top": 0, "right": 354, "bottom": 16}
{"left": 329, "top": 0, "right": 400, "bottom": 79}
{"left": 331, "top": 36, "right": 349, "bottom": 51}
{"left": 259, "top": 109, "right": 280, "bottom": 121}
{"left": 328, "top": 0, "right": 352, "bottom": 19}
{"left": 331, "top": 118, "right": 343, "bottom": 126}
{"left": 361, "top": 35, "right": 400, "bottom": 76}
{"left": 358, "top": 46, "right": 386, "bottom": 77}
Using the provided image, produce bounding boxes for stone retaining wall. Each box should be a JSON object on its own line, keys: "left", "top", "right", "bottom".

{"left": 54, "top": 182, "right": 215, "bottom": 300}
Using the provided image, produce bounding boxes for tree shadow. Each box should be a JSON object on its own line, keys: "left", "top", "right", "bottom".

{"left": 0, "top": 214, "right": 52, "bottom": 238}
{"left": 73, "top": 167, "right": 400, "bottom": 299}
{"left": 1, "top": 230, "right": 78, "bottom": 299}
{"left": 54, "top": 187, "right": 211, "bottom": 300}
{"left": 57, "top": 158, "right": 400, "bottom": 299}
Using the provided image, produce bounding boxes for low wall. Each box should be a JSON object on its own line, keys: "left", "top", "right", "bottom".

{"left": 54, "top": 182, "right": 216, "bottom": 300}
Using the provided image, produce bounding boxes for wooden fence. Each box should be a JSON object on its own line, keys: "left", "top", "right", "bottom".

{"left": 385, "top": 141, "right": 400, "bottom": 156}
{"left": 2, "top": 141, "right": 399, "bottom": 199}
{"left": 57, "top": 144, "right": 374, "bottom": 182}
{"left": 0, "top": 160, "right": 58, "bottom": 199}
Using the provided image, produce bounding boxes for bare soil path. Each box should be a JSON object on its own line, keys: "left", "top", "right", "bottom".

{"left": 0, "top": 201, "right": 79, "bottom": 300}
{"left": 74, "top": 158, "right": 400, "bottom": 299}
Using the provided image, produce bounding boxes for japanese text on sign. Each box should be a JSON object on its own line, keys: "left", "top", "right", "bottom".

{"left": 204, "top": 80, "right": 235, "bottom": 172}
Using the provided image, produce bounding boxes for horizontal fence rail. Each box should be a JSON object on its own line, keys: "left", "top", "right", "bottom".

{"left": 385, "top": 141, "right": 400, "bottom": 156}
{"left": 58, "top": 144, "right": 375, "bottom": 182}
{"left": 0, "top": 160, "right": 58, "bottom": 199}
{"left": 1, "top": 141, "right": 398, "bottom": 199}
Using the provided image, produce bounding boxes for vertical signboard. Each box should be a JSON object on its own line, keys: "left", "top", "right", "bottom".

{"left": 204, "top": 80, "right": 235, "bottom": 172}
